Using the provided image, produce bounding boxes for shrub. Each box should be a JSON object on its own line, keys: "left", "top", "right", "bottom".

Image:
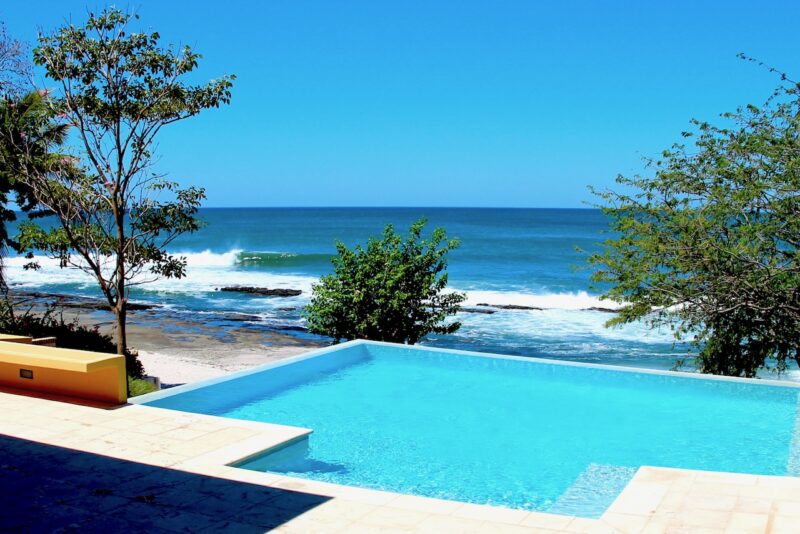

{"left": 304, "top": 219, "right": 466, "bottom": 344}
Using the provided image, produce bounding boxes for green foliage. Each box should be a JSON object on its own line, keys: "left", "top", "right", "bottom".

{"left": 128, "top": 376, "right": 157, "bottom": 397}
{"left": 3, "top": 8, "right": 234, "bottom": 353}
{"left": 33, "top": 9, "right": 235, "bottom": 124}
{"left": 0, "top": 91, "right": 65, "bottom": 289}
{"left": 0, "top": 299, "right": 144, "bottom": 378}
{"left": 0, "top": 22, "right": 37, "bottom": 286}
{"left": 304, "top": 219, "right": 466, "bottom": 344}
{"left": 589, "top": 59, "right": 800, "bottom": 378}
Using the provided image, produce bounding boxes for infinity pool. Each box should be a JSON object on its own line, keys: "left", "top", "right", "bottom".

{"left": 137, "top": 341, "right": 800, "bottom": 517}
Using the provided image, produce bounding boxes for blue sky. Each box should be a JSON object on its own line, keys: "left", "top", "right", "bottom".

{"left": 3, "top": 1, "right": 799, "bottom": 207}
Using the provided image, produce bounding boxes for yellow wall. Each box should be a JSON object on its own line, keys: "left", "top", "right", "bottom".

{"left": 0, "top": 341, "right": 127, "bottom": 404}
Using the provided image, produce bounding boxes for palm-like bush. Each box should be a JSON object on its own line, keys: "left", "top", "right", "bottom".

{"left": 0, "top": 90, "right": 69, "bottom": 289}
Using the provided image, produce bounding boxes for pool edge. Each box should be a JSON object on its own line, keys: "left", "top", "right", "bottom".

{"left": 132, "top": 339, "right": 800, "bottom": 409}
{"left": 129, "top": 340, "right": 371, "bottom": 404}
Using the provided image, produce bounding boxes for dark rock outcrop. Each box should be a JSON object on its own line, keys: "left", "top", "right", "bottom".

{"left": 476, "top": 303, "right": 543, "bottom": 311}
{"left": 11, "top": 291, "right": 157, "bottom": 311}
{"left": 217, "top": 312, "right": 263, "bottom": 322}
{"left": 459, "top": 307, "right": 497, "bottom": 314}
{"left": 217, "top": 286, "right": 302, "bottom": 297}
{"left": 270, "top": 324, "right": 308, "bottom": 332}
{"left": 64, "top": 301, "right": 156, "bottom": 311}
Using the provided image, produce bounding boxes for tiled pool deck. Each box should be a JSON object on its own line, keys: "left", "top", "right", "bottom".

{"left": 1, "top": 389, "right": 799, "bottom": 533}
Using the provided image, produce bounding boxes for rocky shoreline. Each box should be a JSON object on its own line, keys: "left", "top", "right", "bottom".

{"left": 11, "top": 291, "right": 159, "bottom": 311}
{"left": 7, "top": 289, "right": 324, "bottom": 387}
{"left": 4, "top": 288, "right": 620, "bottom": 386}
{"left": 10, "top": 289, "right": 617, "bottom": 318}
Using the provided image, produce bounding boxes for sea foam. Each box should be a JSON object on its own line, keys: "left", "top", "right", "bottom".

{"left": 6, "top": 251, "right": 616, "bottom": 312}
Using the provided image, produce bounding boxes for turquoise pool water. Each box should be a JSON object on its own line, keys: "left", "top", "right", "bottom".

{"left": 139, "top": 342, "right": 800, "bottom": 517}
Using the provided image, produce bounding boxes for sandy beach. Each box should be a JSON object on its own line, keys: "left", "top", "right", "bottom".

{"left": 124, "top": 318, "right": 325, "bottom": 386}
{"left": 136, "top": 345, "right": 314, "bottom": 386}
{"left": 124, "top": 311, "right": 323, "bottom": 386}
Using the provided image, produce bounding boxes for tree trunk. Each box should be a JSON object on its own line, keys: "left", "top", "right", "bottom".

{"left": 113, "top": 200, "right": 127, "bottom": 356}
{"left": 115, "top": 302, "right": 127, "bottom": 356}
{"left": 114, "top": 300, "right": 130, "bottom": 397}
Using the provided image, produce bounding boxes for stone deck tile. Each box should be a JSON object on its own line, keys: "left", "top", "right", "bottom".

{"left": 2, "top": 391, "right": 800, "bottom": 532}
{"left": 602, "top": 466, "right": 800, "bottom": 533}
{"left": 451, "top": 502, "right": 531, "bottom": 524}
{"left": 520, "top": 510, "right": 576, "bottom": 530}
{"left": 725, "top": 511, "right": 771, "bottom": 532}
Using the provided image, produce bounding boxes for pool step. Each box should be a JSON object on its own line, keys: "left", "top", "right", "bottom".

{"left": 547, "top": 463, "right": 637, "bottom": 518}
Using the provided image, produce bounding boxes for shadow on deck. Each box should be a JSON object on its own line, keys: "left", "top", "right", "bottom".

{"left": 0, "top": 434, "right": 330, "bottom": 532}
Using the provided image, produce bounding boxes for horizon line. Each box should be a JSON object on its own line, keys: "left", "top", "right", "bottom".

{"left": 10, "top": 205, "right": 601, "bottom": 212}
{"left": 194, "top": 205, "right": 599, "bottom": 210}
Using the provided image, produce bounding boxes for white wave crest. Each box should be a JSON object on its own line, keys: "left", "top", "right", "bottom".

{"left": 180, "top": 249, "right": 242, "bottom": 267}
{"left": 3, "top": 251, "right": 317, "bottom": 296}
{"left": 455, "top": 307, "right": 675, "bottom": 344}
{"left": 5, "top": 252, "right": 615, "bottom": 313}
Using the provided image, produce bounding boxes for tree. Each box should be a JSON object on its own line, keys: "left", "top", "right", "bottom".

{"left": 0, "top": 91, "right": 61, "bottom": 290}
{"left": 0, "top": 22, "right": 36, "bottom": 290}
{"left": 589, "top": 60, "right": 800, "bottom": 378}
{"left": 304, "top": 219, "right": 466, "bottom": 344}
{"left": 0, "top": 20, "right": 32, "bottom": 96}
{"left": 10, "top": 8, "right": 234, "bottom": 354}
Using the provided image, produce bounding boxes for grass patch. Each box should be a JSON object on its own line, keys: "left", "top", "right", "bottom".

{"left": 128, "top": 376, "right": 157, "bottom": 397}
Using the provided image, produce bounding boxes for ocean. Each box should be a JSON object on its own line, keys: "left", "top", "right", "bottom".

{"left": 5, "top": 207, "right": 690, "bottom": 370}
